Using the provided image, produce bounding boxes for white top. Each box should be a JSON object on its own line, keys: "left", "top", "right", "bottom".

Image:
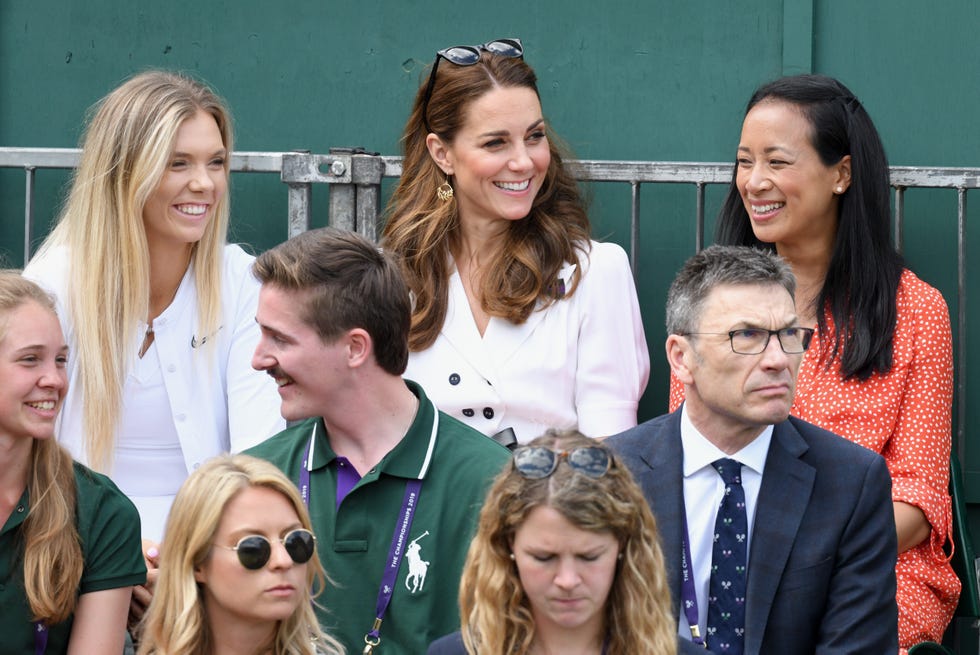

{"left": 114, "top": 337, "right": 187, "bottom": 541}
{"left": 404, "top": 240, "right": 650, "bottom": 443}
{"left": 677, "top": 404, "right": 771, "bottom": 642}
{"left": 25, "top": 243, "right": 286, "bottom": 539}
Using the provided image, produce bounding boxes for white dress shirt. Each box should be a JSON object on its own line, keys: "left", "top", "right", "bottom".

{"left": 677, "top": 404, "right": 772, "bottom": 642}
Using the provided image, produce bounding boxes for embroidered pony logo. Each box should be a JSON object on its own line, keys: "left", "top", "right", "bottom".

{"left": 405, "top": 531, "right": 430, "bottom": 594}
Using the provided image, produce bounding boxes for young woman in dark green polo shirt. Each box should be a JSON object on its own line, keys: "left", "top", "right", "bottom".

{"left": 0, "top": 272, "right": 145, "bottom": 653}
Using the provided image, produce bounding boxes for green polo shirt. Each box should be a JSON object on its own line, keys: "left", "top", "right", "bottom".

{"left": 246, "top": 380, "right": 510, "bottom": 655}
{"left": 0, "top": 462, "right": 146, "bottom": 654}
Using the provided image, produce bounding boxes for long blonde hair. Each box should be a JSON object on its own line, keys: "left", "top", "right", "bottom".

{"left": 0, "top": 271, "right": 84, "bottom": 624}
{"left": 33, "top": 69, "right": 232, "bottom": 471}
{"left": 458, "top": 430, "right": 677, "bottom": 655}
{"left": 138, "top": 454, "right": 344, "bottom": 655}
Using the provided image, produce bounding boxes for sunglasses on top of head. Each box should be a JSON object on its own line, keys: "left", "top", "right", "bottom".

{"left": 421, "top": 38, "right": 524, "bottom": 133}
{"left": 215, "top": 528, "right": 317, "bottom": 570}
{"left": 512, "top": 445, "right": 612, "bottom": 480}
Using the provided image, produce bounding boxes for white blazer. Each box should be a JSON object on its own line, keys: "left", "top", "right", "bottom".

{"left": 25, "top": 243, "right": 285, "bottom": 471}
{"left": 404, "top": 240, "right": 650, "bottom": 443}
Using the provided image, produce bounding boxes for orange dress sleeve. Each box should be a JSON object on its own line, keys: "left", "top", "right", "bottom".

{"left": 790, "top": 269, "right": 958, "bottom": 647}
{"left": 668, "top": 369, "right": 685, "bottom": 411}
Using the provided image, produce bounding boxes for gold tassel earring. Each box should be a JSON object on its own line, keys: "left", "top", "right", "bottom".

{"left": 437, "top": 178, "right": 454, "bottom": 202}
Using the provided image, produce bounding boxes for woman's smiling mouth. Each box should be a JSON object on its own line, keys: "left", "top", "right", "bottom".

{"left": 494, "top": 179, "right": 531, "bottom": 192}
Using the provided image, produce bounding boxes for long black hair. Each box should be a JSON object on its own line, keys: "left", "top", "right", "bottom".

{"left": 716, "top": 74, "right": 903, "bottom": 381}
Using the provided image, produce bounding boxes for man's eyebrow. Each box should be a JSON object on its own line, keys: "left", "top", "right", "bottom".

{"left": 728, "top": 317, "right": 800, "bottom": 330}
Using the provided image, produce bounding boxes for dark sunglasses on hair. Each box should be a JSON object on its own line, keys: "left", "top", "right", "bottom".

{"left": 513, "top": 446, "right": 611, "bottom": 479}
{"left": 216, "top": 528, "right": 317, "bottom": 570}
{"left": 421, "top": 38, "right": 524, "bottom": 133}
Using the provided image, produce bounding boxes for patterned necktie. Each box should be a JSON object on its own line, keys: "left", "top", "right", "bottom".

{"left": 706, "top": 458, "right": 747, "bottom": 654}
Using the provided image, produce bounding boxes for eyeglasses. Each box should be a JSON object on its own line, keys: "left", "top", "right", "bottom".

{"left": 681, "top": 327, "right": 815, "bottom": 355}
{"left": 215, "top": 528, "right": 317, "bottom": 570}
{"left": 513, "top": 446, "right": 611, "bottom": 479}
{"left": 421, "top": 38, "right": 524, "bottom": 133}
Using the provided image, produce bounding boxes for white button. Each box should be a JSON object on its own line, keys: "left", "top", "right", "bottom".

{"left": 193, "top": 462, "right": 200, "bottom": 469}
{"left": 167, "top": 364, "right": 177, "bottom": 373}
{"left": 175, "top": 414, "right": 186, "bottom": 422}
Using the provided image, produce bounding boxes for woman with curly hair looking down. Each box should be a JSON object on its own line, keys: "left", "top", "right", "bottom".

{"left": 427, "top": 429, "right": 702, "bottom": 655}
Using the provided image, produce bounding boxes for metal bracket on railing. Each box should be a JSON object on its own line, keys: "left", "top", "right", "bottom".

{"left": 280, "top": 150, "right": 353, "bottom": 237}
{"left": 326, "top": 147, "right": 385, "bottom": 241}
{"left": 278, "top": 148, "right": 385, "bottom": 239}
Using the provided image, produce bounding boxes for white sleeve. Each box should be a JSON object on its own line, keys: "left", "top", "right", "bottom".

{"left": 573, "top": 242, "right": 650, "bottom": 437}
{"left": 222, "top": 247, "right": 286, "bottom": 451}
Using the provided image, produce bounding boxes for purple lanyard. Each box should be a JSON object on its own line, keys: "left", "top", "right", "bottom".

{"left": 680, "top": 513, "right": 707, "bottom": 648}
{"left": 362, "top": 478, "right": 423, "bottom": 653}
{"left": 34, "top": 621, "right": 48, "bottom": 655}
{"left": 298, "top": 412, "right": 436, "bottom": 653}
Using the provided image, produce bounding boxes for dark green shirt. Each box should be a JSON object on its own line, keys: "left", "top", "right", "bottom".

{"left": 0, "top": 462, "right": 146, "bottom": 654}
{"left": 246, "top": 380, "right": 510, "bottom": 655}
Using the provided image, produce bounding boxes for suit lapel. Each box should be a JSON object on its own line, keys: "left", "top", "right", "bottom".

{"left": 744, "top": 421, "right": 815, "bottom": 655}
{"left": 441, "top": 261, "right": 575, "bottom": 384}
{"left": 482, "top": 259, "right": 577, "bottom": 364}
{"left": 632, "top": 412, "right": 686, "bottom": 616}
{"left": 439, "top": 268, "right": 496, "bottom": 380}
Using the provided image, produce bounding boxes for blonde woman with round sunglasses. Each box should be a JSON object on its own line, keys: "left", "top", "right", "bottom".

{"left": 138, "top": 454, "right": 344, "bottom": 655}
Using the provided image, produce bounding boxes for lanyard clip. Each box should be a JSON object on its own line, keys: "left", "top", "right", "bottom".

{"left": 363, "top": 626, "right": 381, "bottom": 654}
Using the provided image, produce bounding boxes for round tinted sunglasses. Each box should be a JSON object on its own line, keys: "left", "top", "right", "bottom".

{"left": 513, "top": 446, "right": 612, "bottom": 479}
{"left": 215, "top": 528, "right": 317, "bottom": 570}
{"left": 421, "top": 37, "right": 524, "bottom": 133}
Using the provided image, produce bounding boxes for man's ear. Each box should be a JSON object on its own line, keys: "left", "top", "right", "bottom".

{"left": 346, "top": 328, "right": 372, "bottom": 368}
{"left": 666, "top": 334, "right": 696, "bottom": 385}
{"left": 426, "top": 133, "right": 454, "bottom": 176}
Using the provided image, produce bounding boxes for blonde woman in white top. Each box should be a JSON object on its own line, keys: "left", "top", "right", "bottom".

{"left": 24, "top": 70, "right": 284, "bottom": 618}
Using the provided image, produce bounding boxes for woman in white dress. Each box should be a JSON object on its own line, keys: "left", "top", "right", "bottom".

{"left": 383, "top": 39, "right": 649, "bottom": 444}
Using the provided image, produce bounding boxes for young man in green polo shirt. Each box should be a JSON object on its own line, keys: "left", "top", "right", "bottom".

{"left": 245, "top": 227, "right": 510, "bottom": 655}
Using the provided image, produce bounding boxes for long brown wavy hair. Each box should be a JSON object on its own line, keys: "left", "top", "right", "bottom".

{"left": 382, "top": 49, "right": 592, "bottom": 351}
{"left": 457, "top": 430, "right": 677, "bottom": 655}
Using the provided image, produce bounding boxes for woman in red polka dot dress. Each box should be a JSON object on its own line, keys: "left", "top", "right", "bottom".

{"left": 670, "top": 74, "right": 958, "bottom": 651}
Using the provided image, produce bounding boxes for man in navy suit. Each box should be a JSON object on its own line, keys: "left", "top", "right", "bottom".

{"left": 607, "top": 245, "right": 897, "bottom": 654}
